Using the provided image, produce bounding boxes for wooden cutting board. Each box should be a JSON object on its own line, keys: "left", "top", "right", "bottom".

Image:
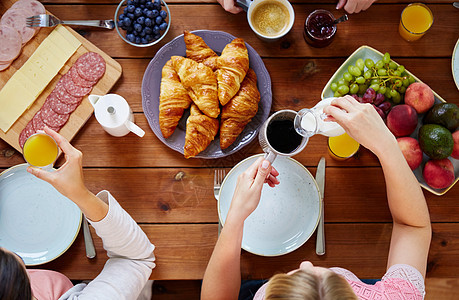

{"left": 0, "top": 0, "right": 122, "bottom": 153}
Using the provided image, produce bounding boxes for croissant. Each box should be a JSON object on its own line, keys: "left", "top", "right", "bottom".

{"left": 184, "top": 104, "right": 219, "bottom": 158}
{"left": 220, "top": 69, "right": 260, "bottom": 149}
{"left": 159, "top": 60, "right": 193, "bottom": 138}
{"left": 184, "top": 30, "right": 218, "bottom": 71}
{"left": 216, "top": 38, "right": 249, "bottom": 106}
{"left": 171, "top": 56, "right": 220, "bottom": 119}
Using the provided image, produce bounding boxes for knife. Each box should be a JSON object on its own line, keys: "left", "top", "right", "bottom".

{"left": 315, "top": 157, "right": 326, "bottom": 255}
{"left": 83, "top": 218, "right": 96, "bottom": 259}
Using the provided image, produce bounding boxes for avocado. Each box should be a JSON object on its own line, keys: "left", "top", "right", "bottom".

{"left": 423, "top": 103, "right": 459, "bottom": 132}
{"left": 418, "top": 124, "right": 454, "bottom": 159}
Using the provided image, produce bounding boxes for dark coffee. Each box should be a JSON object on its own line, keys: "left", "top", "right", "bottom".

{"left": 267, "top": 119, "right": 303, "bottom": 154}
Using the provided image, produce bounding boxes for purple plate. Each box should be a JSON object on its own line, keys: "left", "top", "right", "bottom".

{"left": 142, "top": 30, "right": 272, "bottom": 159}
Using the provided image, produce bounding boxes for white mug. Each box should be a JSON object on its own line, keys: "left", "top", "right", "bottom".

{"left": 88, "top": 94, "right": 145, "bottom": 138}
{"left": 237, "top": 0, "right": 295, "bottom": 41}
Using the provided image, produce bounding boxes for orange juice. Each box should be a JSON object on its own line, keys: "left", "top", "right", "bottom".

{"left": 399, "top": 3, "right": 433, "bottom": 41}
{"left": 23, "top": 133, "right": 59, "bottom": 167}
{"left": 328, "top": 133, "right": 360, "bottom": 160}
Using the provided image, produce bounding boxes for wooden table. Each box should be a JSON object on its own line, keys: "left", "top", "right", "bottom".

{"left": 1, "top": 0, "right": 458, "bottom": 298}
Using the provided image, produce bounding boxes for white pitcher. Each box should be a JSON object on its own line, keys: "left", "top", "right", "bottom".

{"left": 88, "top": 94, "right": 145, "bottom": 138}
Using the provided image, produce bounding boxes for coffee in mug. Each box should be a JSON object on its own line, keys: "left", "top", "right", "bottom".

{"left": 267, "top": 119, "right": 302, "bottom": 153}
{"left": 250, "top": 1, "right": 290, "bottom": 37}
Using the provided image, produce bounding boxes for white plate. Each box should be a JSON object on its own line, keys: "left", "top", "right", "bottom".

{"left": 452, "top": 38, "right": 459, "bottom": 90}
{"left": 218, "top": 154, "right": 321, "bottom": 256}
{"left": 0, "top": 164, "right": 81, "bottom": 266}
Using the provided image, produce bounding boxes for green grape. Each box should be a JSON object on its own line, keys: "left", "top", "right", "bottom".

{"left": 395, "top": 80, "right": 402, "bottom": 87}
{"left": 369, "top": 84, "right": 380, "bottom": 92}
{"left": 399, "top": 86, "right": 406, "bottom": 94}
{"left": 375, "top": 60, "right": 384, "bottom": 70}
{"left": 397, "top": 65, "right": 405, "bottom": 73}
{"left": 389, "top": 89, "right": 399, "bottom": 98}
{"left": 392, "top": 93, "right": 402, "bottom": 104}
{"left": 408, "top": 76, "right": 415, "bottom": 84}
{"left": 385, "top": 90, "right": 392, "bottom": 99}
{"left": 334, "top": 91, "right": 343, "bottom": 97}
{"left": 379, "top": 86, "right": 387, "bottom": 94}
{"left": 330, "top": 82, "right": 338, "bottom": 92}
{"left": 383, "top": 52, "right": 390, "bottom": 64}
{"left": 355, "top": 58, "right": 365, "bottom": 71}
{"left": 393, "top": 70, "right": 401, "bottom": 77}
{"left": 358, "top": 84, "right": 368, "bottom": 94}
{"left": 377, "top": 69, "right": 387, "bottom": 76}
{"left": 370, "top": 78, "right": 379, "bottom": 85}
{"left": 355, "top": 76, "right": 365, "bottom": 84}
{"left": 343, "top": 72, "right": 354, "bottom": 82}
{"left": 349, "top": 65, "right": 361, "bottom": 77}
{"left": 364, "top": 58, "right": 374, "bottom": 69}
{"left": 337, "top": 85, "right": 350, "bottom": 95}
{"left": 338, "top": 78, "right": 349, "bottom": 86}
{"left": 350, "top": 83, "right": 359, "bottom": 94}
{"left": 363, "top": 70, "right": 372, "bottom": 79}
{"left": 389, "top": 61, "right": 397, "bottom": 70}
{"left": 402, "top": 79, "right": 410, "bottom": 87}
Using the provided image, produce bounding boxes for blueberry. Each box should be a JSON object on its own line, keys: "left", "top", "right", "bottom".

{"left": 117, "top": 19, "right": 125, "bottom": 28}
{"left": 140, "top": 28, "right": 147, "bottom": 37}
{"left": 154, "top": 33, "right": 161, "bottom": 40}
{"left": 145, "top": 27, "right": 152, "bottom": 34}
{"left": 140, "top": 4, "right": 145, "bottom": 9}
{"left": 144, "top": 17, "right": 152, "bottom": 27}
{"left": 145, "top": 34, "right": 153, "bottom": 42}
{"left": 123, "top": 7, "right": 129, "bottom": 14}
{"left": 160, "top": 10, "right": 167, "bottom": 19}
{"left": 134, "top": 23, "right": 143, "bottom": 32}
{"left": 127, "top": 33, "right": 135, "bottom": 42}
{"left": 142, "top": 8, "right": 149, "bottom": 15}
{"left": 133, "top": 0, "right": 139, "bottom": 4}
{"left": 153, "top": 25, "right": 160, "bottom": 35}
{"left": 137, "top": 16, "right": 145, "bottom": 24}
{"left": 155, "top": 16, "right": 162, "bottom": 25}
{"left": 159, "top": 22, "right": 167, "bottom": 31}
{"left": 118, "top": 13, "right": 125, "bottom": 21}
{"left": 140, "top": 37, "right": 147, "bottom": 44}
{"left": 127, "top": 5, "right": 135, "bottom": 13}
{"left": 127, "top": 13, "right": 135, "bottom": 20}
{"left": 139, "top": 0, "right": 146, "bottom": 4}
{"left": 134, "top": 7, "right": 143, "bottom": 17}
{"left": 133, "top": 30, "right": 139, "bottom": 36}
{"left": 127, "top": 0, "right": 134, "bottom": 5}
{"left": 123, "top": 17, "right": 132, "bottom": 26}
{"left": 135, "top": 36, "right": 141, "bottom": 44}
{"left": 153, "top": 0, "right": 161, "bottom": 10}
{"left": 151, "top": 9, "right": 159, "bottom": 18}
{"left": 146, "top": 2, "right": 154, "bottom": 10}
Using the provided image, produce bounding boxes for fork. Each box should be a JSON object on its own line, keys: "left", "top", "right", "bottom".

{"left": 26, "top": 14, "right": 114, "bottom": 29}
{"left": 213, "top": 169, "right": 226, "bottom": 201}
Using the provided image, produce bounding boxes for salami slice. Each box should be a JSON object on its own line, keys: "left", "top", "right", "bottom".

{"left": 32, "top": 110, "right": 61, "bottom": 132}
{"left": 48, "top": 91, "right": 81, "bottom": 115}
{"left": 12, "top": 0, "right": 46, "bottom": 16}
{"left": 18, "top": 121, "right": 36, "bottom": 149}
{"left": 75, "top": 52, "right": 106, "bottom": 82}
{"left": 1, "top": 8, "right": 37, "bottom": 45}
{"left": 61, "top": 73, "right": 92, "bottom": 97}
{"left": 54, "top": 78, "right": 83, "bottom": 105}
{"left": 0, "top": 25, "right": 22, "bottom": 62}
{"left": 40, "top": 100, "right": 70, "bottom": 128}
{"left": 69, "top": 66, "right": 96, "bottom": 88}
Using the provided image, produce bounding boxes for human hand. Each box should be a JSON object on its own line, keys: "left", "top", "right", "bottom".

{"left": 336, "top": 0, "right": 376, "bottom": 14}
{"left": 323, "top": 95, "right": 396, "bottom": 156}
{"left": 218, "top": 0, "right": 243, "bottom": 14}
{"left": 27, "top": 127, "right": 90, "bottom": 203}
{"left": 227, "top": 158, "right": 279, "bottom": 223}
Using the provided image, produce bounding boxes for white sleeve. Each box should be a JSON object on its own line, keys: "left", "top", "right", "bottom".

{"left": 59, "top": 190, "right": 156, "bottom": 300}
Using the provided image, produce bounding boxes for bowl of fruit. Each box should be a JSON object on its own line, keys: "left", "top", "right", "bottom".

{"left": 115, "top": 0, "right": 170, "bottom": 47}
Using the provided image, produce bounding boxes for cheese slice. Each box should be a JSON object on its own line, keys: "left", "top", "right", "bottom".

{"left": 0, "top": 26, "right": 81, "bottom": 132}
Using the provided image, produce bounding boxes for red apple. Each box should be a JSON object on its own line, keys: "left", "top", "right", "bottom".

{"left": 423, "top": 158, "right": 455, "bottom": 189}
{"left": 405, "top": 82, "right": 435, "bottom": 114}
{"left": 397, "top": 137, "right": 423, "bottom": 170}
{"left": 452, "top": 130, "right": 459, "bottom": 159}
{"left": 386, "top": 104, "right": 418, "bottom": 137}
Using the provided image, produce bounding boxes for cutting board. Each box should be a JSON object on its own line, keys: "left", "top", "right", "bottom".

{"left": 0, "top": 0, "right": 122, "bottom": 153}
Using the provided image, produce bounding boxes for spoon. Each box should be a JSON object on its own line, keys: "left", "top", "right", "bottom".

{"left": 334, "top": 14, "right": 349, "bottom": 25}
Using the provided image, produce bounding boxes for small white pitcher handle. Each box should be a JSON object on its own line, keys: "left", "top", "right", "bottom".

{"left": 88, "top": 94, "right": 102, "bottom": 108}
{"left": 125, "top": 120, "right": 145, "bottom": 138}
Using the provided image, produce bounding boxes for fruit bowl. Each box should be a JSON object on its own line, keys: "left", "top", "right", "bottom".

{"left": 322, "top": 45, "right": 458, "bottom": 195}
{"left": 114, "top": 0, "right": 171, "bottom": 47}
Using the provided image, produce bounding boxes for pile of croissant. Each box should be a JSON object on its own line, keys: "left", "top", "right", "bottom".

{"left": 159, "top": 31, "right": 261, "bottom": 158}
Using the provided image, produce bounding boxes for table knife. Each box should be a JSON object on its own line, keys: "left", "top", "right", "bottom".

{"left": 83, "top": 218, "right": 96, "bottom": 259}
{"left": 315, "top": 157, "right": 326, "bottom": 255}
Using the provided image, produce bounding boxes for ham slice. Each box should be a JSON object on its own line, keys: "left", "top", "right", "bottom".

{"left": 0, "top": 25, "right": 22, "bottom": 62}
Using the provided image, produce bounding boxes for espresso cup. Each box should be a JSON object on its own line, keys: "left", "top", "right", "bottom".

{"left": 259, "top": 110, "right": 309, "bottom": 163}
{"left": 237, "top": 0, "right": 295, "bottom": 41}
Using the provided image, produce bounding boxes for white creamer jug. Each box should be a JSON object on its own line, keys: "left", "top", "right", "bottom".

{"left": 88, "top": 94, "right": 145, "bottom": 137}
{"left": 294, "top": 97, "right": 345, "bottom": 137}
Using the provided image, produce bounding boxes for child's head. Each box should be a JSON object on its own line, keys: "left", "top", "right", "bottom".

{"left": 0, "top": 247, "right": 32, "bottom": 300}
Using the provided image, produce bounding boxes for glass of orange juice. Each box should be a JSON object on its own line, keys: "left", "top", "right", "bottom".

{"left": 23, "top": 133, "right": 59, "bottom": 167}
{"left": 399, "top": 3, "right": 433, "bottom": 42}
{"left": 328, "top": 133, "right": 360, "bottom": 161}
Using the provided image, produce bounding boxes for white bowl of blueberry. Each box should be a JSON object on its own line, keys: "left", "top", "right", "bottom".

{"left": 115, "top": 0, "right": 170, "bottom": 47}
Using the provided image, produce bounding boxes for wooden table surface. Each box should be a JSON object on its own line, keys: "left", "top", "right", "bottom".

{"left": 1, "top": 0, "right": 458, "bottom": 285}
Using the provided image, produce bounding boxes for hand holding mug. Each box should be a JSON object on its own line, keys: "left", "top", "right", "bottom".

{"left": 217, "top": 0, "right": 243, "bottom": 14}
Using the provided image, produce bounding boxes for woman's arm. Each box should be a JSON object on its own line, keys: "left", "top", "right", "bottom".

{"left": 324, "top": 96, "right": 431, "bottom": 278}
{"left": 336, "top": 0, "right": 376, "bottom": 14}
{"left": 201, "top": 158, "right": 279, "bottom": 300}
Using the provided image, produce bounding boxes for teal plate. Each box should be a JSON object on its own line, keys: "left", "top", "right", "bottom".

{"left": 0, "top": 164, "right": 81, "bottom": 266}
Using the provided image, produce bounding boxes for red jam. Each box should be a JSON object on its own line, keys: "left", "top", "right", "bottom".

{"left": 304, "top": 10, "right": 336, "bottom": 48}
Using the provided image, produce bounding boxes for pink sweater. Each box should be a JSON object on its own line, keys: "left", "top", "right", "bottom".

{"left": 254, "top": 264, "right": 425, "bottom": 300}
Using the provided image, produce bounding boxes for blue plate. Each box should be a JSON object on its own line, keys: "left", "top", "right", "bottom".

{"left": 0, "top": 164, "right": 81, "bottom": 266}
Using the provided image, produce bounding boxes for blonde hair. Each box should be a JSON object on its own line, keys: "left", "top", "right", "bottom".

{"left": 265, "top": 269, "right": 358, "bottom": 300}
